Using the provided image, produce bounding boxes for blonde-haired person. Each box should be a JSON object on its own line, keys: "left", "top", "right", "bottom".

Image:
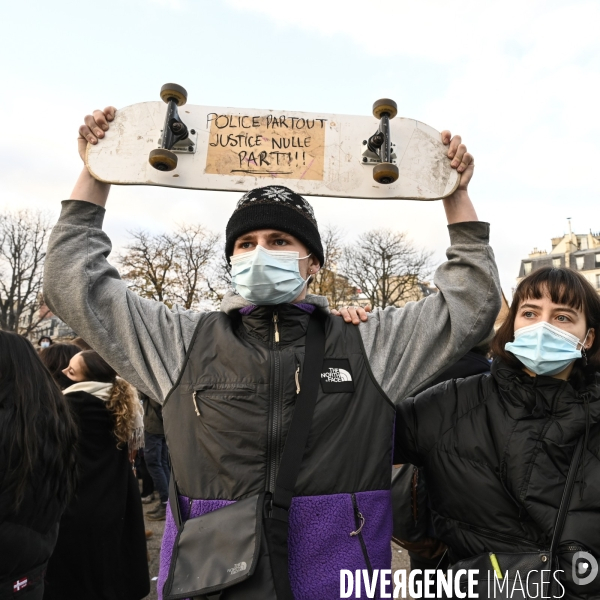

{"left": 43, "top": 351, "right": 149, "bottom": 600}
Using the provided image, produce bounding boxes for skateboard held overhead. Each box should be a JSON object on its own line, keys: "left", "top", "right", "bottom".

{"left": 86, "top": 83, "right": 460, "bottom": 201}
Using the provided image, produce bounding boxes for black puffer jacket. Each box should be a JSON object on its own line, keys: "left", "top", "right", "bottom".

{"left": 395, "top": 359, "right": 600, "bottom": 600}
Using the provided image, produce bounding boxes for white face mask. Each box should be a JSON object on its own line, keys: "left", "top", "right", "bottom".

{"left": 230, "top": 246, "right": 312, "bottom": 305}
{"left": 40, "top": 341, "right": 50, "bottom": 348}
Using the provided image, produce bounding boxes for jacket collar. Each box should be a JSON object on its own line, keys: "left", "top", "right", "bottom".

{"left": 219, "top": 291, "right": 330, "bottom": 346}
{"left": 491, "top": 359, "right": 600, "bottom": 421}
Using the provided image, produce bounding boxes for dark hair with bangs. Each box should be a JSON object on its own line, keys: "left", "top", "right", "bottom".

{"left": 492, "top": 267, "right": 600, "bottom": 378}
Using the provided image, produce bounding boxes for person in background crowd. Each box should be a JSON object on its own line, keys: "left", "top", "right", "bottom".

{"left": 43, "top": 351, "right": 149, "bottom": 600}
{"left": 39, "top": 343, "right": 80, "bottom": 390}
{"left": 136, "top": 447, "right": 155, "bottom": 502}
{"left": 393, "top": 267, "right": 600, "bottom": 600}
{"left": 37, "top": 336, "right": 52, "bottom": 350}
{"left": 0, "top": 332, "right": 77, "bottom": 600}
{"left": 139, "top": 391, "right": 170, "bottom": 521}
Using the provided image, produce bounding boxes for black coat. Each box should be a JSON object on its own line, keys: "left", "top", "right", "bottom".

{"left": 395, "top": 359, "right": 600, "bottom": 600}
{"left": 0, "top": 389, "right": 65, "bottom": 598}
{"left": 392, "top": 350, "right": 491, "bottom": 547}
{"left": 44, "top": 391, "right": 149, "bottom": 600}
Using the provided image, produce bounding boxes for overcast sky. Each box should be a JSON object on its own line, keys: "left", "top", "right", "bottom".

{"left": 2, "top": 0, "right": 599, "bottom": 299}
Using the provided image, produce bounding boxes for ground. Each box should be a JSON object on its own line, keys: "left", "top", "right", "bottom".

{"left": 141, "top": 501, "right": 413, "bottom": 600}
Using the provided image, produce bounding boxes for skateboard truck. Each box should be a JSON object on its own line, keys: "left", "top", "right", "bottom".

{"left": 361, "top": 98, "right": 399, "bottom": 185}
{"left": 149, "top": 83, "right": 197, "bottom": 172}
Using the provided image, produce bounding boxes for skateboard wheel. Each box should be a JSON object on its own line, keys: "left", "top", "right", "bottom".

{"left": 160, "top": 83, "right": 188, "bottom": 107}
{"left": 373, "top": 162, "right": 399, "bottom": 185}
{"left": 149, "top": 148, "right": 178, "bottom": 172}
{"left": 373, "top": 98, "right": 398, "bottom": 120}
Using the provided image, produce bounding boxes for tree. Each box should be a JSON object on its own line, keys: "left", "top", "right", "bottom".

{"left": 0, "top": 210, "right": 52, "bottom": 334}
{"left": 206, "top": 249, "right": 232, "bottom": 306}
{"left": 342, "top": 229, "right": 434, "bottom": 309}
{"left": 171, "top": 225, "right": 221, "bottom": 309}
{"left": 308, "top": 225, "right": 357, "bottom": 308}
{"left": 118, "top": 230, "right": 176, "bottom": 305}
{"left": 118, "top": 224, "right": 221, "bottom": 310}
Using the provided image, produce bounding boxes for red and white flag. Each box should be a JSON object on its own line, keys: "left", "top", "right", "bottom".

{"left": 13, "top": 578, "right": 28, "bottom": 592}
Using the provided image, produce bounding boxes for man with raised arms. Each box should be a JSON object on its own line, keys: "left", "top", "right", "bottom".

{"left": 44, "top": 105, "right": 501, "bottom": 600}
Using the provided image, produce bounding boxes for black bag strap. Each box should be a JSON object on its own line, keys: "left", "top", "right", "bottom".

{"left": 271, "top": 314, "right": 325, "bottom": 516}
{"left": 550, "top": 436, "right": 584, "bottom": 555}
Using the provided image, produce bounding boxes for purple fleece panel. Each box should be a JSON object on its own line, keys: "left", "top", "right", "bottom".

{"left": 294, "top": 303, "right": 316, "bottom": 314}
{"left": 354, "top": 490, "right": 393, "bottom": 573}
{"left": 288, "top": 491, "right": 392, "bottom": 600}
{"left": 157, "top": 496, "right": 234, "bottom": 600}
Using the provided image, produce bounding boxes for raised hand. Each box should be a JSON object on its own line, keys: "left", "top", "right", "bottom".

{"left": 78, "top": 107, "right": 117, "bottom": 162}
{"left": 441, "top": 130, "right": 474, "bottom": 191}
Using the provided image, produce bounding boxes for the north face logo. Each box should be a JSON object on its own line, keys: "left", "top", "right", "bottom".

{"left": 321, "top": 368, "right": 353, "bottom": 383}
{"left": 227, "top": 562, "right": 247, "bottom": 575}
{"left": 320, "top": 359, "right": 355, "bottom": 393}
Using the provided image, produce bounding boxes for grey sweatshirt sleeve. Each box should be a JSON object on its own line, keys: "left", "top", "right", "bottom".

{"left": 44, "top": 200, "right": 203, "bottom": 403}
{"left": 359, "top": 221, "right": 501, "bottom": 403}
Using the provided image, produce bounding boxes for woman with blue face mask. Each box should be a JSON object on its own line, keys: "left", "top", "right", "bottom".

{"left": 392, "top": 267, "right": 600, "bottom": 600}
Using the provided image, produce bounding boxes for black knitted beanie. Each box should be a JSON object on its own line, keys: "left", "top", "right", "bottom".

{"left": 225, "top": 186, "right": 324, "bottom": 265}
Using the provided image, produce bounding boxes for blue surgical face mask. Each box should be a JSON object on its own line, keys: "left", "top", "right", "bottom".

{"left": 505, "top": 321, "right": 590, "bottom": 376}
{"left": 230, "top": 245, "right": 312, "bottom": 306}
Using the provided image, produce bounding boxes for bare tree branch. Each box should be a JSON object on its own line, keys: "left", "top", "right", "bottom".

{"left": 0, "top": 210, "right": 52, "bottom": 335}
{"left": 308, "top": 224, "right": 357, "bottom": 308}
{"left": 171, "top": 224, "right": 221, "bottom": 309}
{"left": 206, "top": 248, "right": 232, "bottom": 307}
{"left": 342, "top": 229, "right": 434, "bottom": 309}
{"left": 118, "top": 224, "right": 221, "bottom": 310}
{"left": 118, "top": 230, "right": 176, "bottom": 305}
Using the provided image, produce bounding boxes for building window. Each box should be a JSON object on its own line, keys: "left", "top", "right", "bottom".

{"left": 552, "top": 258, "right": 561, "bottom": 268}
{"left": 524, "top": 262, "right": 532, "bottom": 275}
{"left": 576, "top": 256, "right": 584, "bottom": 270}
{"left": 596, "top": 253, "right": 600, "bottom": 266}
{"left": 597, "top": 274, "right": 600, "bottom": 289}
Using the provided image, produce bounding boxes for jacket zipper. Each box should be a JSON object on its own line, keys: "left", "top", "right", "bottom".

{"left": 295, "top": 362, "right": 301, "bottom": 394}
{"left": 191, "top": 385, "right": 254, "bottom": 418}
{"left": 192, "top": 390, "right": 200, "bottom": 416}
{"left": 458, "top": 521, "right": 542, "bottom": 549}
{"left": 351, "top": 493, "right": 373, "bottom": 576}
{"left": 560, "top": 544, "right": 583, "bottom": 553}
{"left": 267, "top": 312, "right": 282, "bottom": 492}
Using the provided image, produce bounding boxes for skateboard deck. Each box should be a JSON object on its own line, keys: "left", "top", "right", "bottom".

{"left": 86, "top": 101, "right": 460, "bottom": 200}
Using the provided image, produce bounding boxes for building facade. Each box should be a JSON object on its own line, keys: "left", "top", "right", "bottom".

{"left": 20, "top": 304, "right": 75, "bottom": 342}
{"left": 518, "top": 228, "right": 600, "bottom": 293}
